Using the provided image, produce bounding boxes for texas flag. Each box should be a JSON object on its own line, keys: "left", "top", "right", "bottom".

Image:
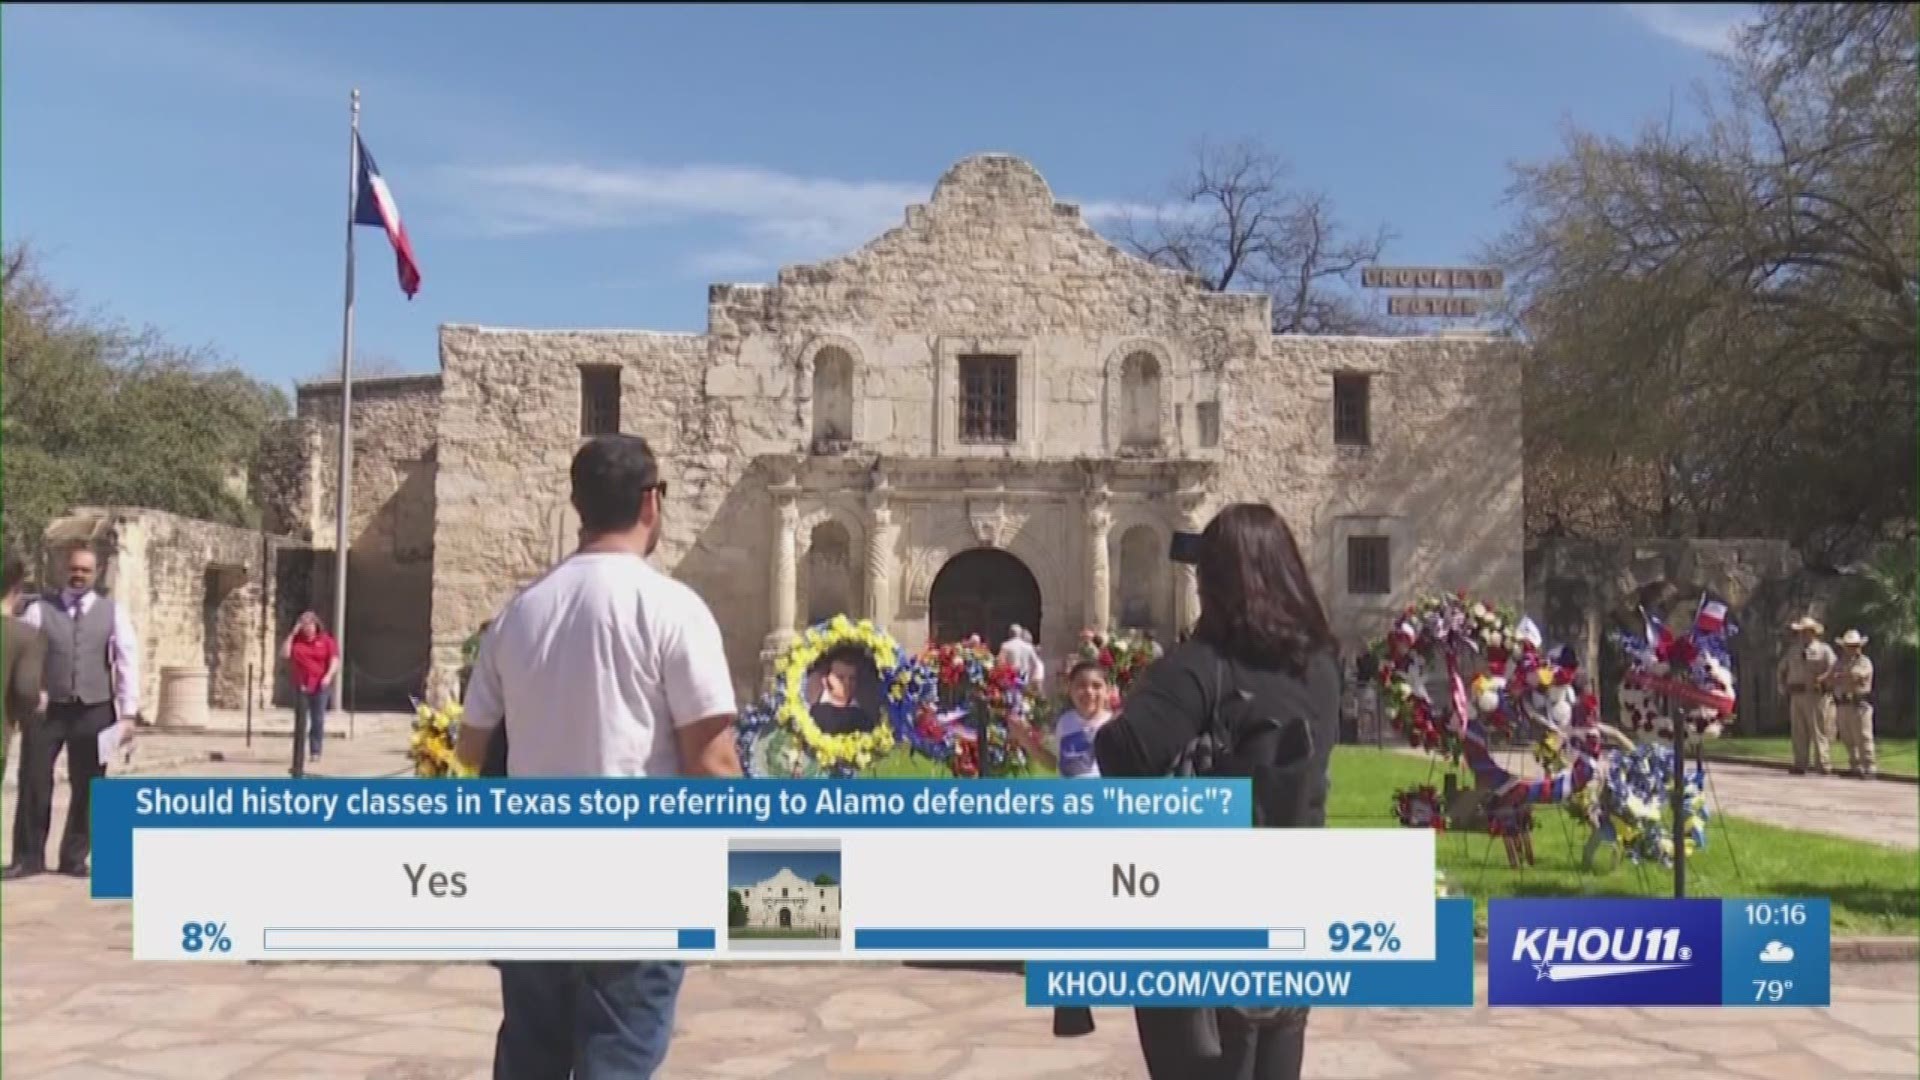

{"left": 354, "top": 134, "right": 421, "bottom": 299}
{"left": 1695, "top": 599, "right": 1729, "bottom": 636}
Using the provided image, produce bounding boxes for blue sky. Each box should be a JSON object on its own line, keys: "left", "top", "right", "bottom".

{"left": 2, "top": 4, "right": 1751, "bottom": 393}
{"left": 729, "top": 848, "right": 840, "bottom": 889}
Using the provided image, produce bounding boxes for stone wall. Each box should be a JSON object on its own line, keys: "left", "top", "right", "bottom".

{"left": 40, "top": 508, "right": 298, "bottom": 714}
{"left": 1243, "top": 333, "right": 1524, "bottom": 652}
{"left": 1526, "top": 538, "right": 1849, "bottom": 737}
{"left": 428, "top": 154, "right": 1521, "bottom": 698}
{"left": 295, "top": 374, "right": 440, "bottom": 707}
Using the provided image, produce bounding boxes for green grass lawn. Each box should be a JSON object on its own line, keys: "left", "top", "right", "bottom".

{"left": 1327, "top": 747, "right": 1919, "bottom": 936}
{"left": 1702, "top": 735, "right": 1917, "bottom": 777}
{"left": 728, "top": 927, "right": 842, "bottom": 940}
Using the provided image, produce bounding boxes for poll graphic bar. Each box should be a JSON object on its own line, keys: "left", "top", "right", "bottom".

{"left": 1027, "top": 899, "right": 1477, "bottom": 1008}
{"left": 127, "top": 827, "right": 1435, "bottom": 962}
{"left": 855, "top": 928, "right": 1275, "bottom": 950}
{"left": 260, "top": 928, "right": 712, "bottom": 952}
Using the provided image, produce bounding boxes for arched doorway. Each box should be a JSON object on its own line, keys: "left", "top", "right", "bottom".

{"left": 778, "top": 907, "right": 792, "bottom": 928}
{"left": 929, "top": 548, "right": 1042, "bottom": 646}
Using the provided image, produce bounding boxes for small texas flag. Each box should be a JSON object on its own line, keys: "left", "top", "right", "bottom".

{"left": 354, "top": 134, "right": 421, "bottom": 298}
{"left": 1695, "top": 599, "right": 1729, "bottom": 635}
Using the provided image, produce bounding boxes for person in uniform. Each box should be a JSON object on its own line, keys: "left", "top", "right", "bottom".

{"left": 1823, "top": 629, "right": 1876, "bottom": 779}
{"left": 1775, "top": 616, "right": 1836, "bottom": 776}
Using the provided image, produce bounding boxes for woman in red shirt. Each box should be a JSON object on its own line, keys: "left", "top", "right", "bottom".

{"left": 283, "top": 612, "right": 340, "bottom": 761}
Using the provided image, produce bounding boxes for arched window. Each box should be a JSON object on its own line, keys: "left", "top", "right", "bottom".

{"left": 812, "top": 347, "right": 854, "bottom": 449}
{"left": 804, "top": 521, "right": 858, "bottom": 623}
{"left": 1117, "top": 525, "right": 1164, "bottom": 630}
{"left": 1121, "top": 351, "right": 1162, "bottom": 448}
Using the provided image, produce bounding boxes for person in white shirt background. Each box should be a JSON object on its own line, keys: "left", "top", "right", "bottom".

{"left": 999, "top": 624, "right": 1045, "bottom": 688}
{"left": 456, "top": 434, "right": 741, "bottom": 1079}
{"left": 5, "top": 546, "right": 139, "bottom": 880}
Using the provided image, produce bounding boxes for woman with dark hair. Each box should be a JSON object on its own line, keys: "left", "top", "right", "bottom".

{"left": 1094, "top": 502, "right": 1341, "bottom": 1080}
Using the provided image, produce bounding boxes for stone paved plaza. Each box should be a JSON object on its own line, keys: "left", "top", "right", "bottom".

{"left": 2, "top": 730, "right": 1915, "bottom": 1078}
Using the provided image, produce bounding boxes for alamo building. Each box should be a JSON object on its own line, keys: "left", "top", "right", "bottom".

{"left": 46, "top": 154, "right": 1521, "bottom": 714}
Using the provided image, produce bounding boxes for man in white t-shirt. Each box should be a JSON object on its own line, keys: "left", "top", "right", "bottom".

{"left": 457, "top": 434, "right": 740, "bottom": 1079}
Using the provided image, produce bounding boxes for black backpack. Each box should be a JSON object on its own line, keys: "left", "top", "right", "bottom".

{"left": 1170, "top": 658, "right": 1319, "bottom": 828}
{"left": 1170, "top": 657, "right": 1318, "bottom": 1034}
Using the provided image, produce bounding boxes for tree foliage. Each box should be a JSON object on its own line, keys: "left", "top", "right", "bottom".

{"left": 1832, "top": 538, "right": 1920, "bottom": 657}
{"left": 1492, "top": 3, "right": 1918, "bottom": 565}
{"left": 1117, "top": 139, "right": 1395, "bottom": 335}
{"left": 2, "top": 243, "right": 291, "bottom": 558}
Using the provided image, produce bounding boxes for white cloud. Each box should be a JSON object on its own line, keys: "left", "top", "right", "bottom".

{"left": 437, "top": 160, "right": 1181, "bottom": 276}
{"left": 1620, "top": 4, "right": 1757, "bottom": 56}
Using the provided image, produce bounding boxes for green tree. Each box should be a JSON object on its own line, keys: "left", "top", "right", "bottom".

{"left": 1832, "top": 539, "right": 1919, "bottom": 656}
{"left": 1488, "top": 3, "right": 1917, "bottom": 565}
{"left": 727, "top": 889, "right": 748, "bottom": 928}
{"left": 2, "top": 244, "right": 290, "bottom": 557}
{"left": 812, "top": 872, "right": 838, "bottom": 887}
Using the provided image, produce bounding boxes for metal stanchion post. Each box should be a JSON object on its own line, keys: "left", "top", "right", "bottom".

{"left": 246, "top": 663, "right": 254, "bottom": 749}
{"left": 1671, "top": 710, "right": 1687, "bottom": 899}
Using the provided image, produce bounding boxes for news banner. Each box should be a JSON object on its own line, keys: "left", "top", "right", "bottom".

{"left": 94, "top": 778, "right": 1829, "bottom": 1009}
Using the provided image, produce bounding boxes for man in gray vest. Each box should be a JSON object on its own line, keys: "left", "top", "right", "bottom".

{"left": 5, "top": 547, "right": 140, "bottom": 880}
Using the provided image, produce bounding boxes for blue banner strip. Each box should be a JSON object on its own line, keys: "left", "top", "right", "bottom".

{"left": 679, "top": 929, "right": 716, "bottom": 950}
{"left": 91, "top": 778, "right": 1250, "bottom": 899}
{"left": 1024, "top": 899, "right": 1474, "bottom": 1007}
{"left": 857, "top": 928, "right": 1270, "bottom": 950}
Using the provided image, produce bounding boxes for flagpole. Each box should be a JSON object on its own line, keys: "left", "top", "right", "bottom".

{"left": 310, "top": 88, "right": 360, "bottom": 778}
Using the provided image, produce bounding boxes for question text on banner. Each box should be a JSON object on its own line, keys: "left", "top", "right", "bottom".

{"left": 93, "top": 779, "right": 1254, "bottom": 899}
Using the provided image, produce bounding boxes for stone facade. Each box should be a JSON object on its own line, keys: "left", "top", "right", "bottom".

{"left": 39, "top": 507, "right": 295, "bottom": 714}
{"left": 292, "top": 374, "right": 440, "bottom": 707}
{"left": 408, "top": 154, "right": 1524, "bottom": 701}
{"left": 733, "top": 868, "right": 841, "bottom": 933}
{"left": 1528, "top": 537, "right": 1913, "bottom": 737}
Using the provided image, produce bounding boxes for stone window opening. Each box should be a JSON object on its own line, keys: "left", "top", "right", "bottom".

{"left": 1333, "top": 374, "right": 1371, "bottom": 447}
{"left": 1196, "top": 401, "right": 1222, "bottom": 449}
{"left": 1120, "top": 351, "right": 1163, "bottom": 448}
{"left": 811, "top": 346, "right": 855, "bottom": 453}
{"left": 1347, "top": 535, "right": 1391, "bottom": 595}
{"left": 1116, "top": 525, "right": 1164, "bottom": 631}
{"left": 579, "top": 365, "right": 622, "bottom": 437}
{"left": 959, "top": 355, "right": 1018, "bottom": 444}
{"left": 803, "top": 521, "right": 858, "bottom": 625}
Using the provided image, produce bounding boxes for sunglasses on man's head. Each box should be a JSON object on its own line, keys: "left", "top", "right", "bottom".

{"left": 649, "top": 481, "right": 669, "bottom": 500}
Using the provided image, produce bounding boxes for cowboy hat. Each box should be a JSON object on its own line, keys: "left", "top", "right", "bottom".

{"left": 1789, "top": 616, "right": 1825, "bottom": 634}
{"left": 1837, "top": 629, "right": 1869, "bottom": 647}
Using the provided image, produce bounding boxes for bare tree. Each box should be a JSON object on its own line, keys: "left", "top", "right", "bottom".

{"left": 1117, "top": 139, "right": 1395, "bottom": 335}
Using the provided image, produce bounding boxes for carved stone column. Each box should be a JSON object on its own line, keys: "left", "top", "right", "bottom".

{"left": 1085, "top": 483, "right": 1113, "bottom": 633}
{"left": 1173, "top": 490, "right": 1206, "bottom": 634}
{"left": 866, "top": 509, "right": 899, "bottom": 632}
{"left": 761, "top": 473, "right": 803, "bottom": 679}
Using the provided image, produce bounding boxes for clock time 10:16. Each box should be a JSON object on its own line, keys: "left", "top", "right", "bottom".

{"left": 1743, "top": 902, "right": 1807, "bottom": 926}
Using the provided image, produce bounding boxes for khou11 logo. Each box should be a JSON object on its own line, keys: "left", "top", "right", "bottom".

{"left": 1488, "top": 899, "right": 1724, "bottom": 1006}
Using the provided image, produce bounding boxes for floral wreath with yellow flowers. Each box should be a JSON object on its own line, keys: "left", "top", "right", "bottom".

{"left": 736, "top": 616, "right": 940, "bottom": 778}
{"left": 408, "top": 698, "right": 474, "bottom": 778}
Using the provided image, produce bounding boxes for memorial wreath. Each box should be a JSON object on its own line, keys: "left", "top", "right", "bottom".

{"left": 736, "top": 616, "right": 941, "bottom": 778}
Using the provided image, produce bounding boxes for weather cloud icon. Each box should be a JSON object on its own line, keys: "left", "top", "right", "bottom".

{"left": 1759, "top": 941, "right": 1795, "bottom": 964}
